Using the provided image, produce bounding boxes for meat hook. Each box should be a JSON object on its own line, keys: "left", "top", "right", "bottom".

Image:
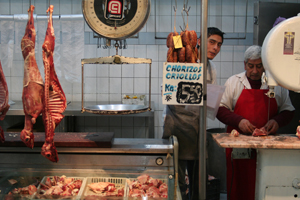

{"left": 180, "top": 0, "right": 190, "bottom": 31}
{"left": 115, "top": 41, "right": 120, "bottom": 55}
{"left": 97, "top": 37, "right": 101, "bottom": 48}
{"left": 119, "top": 40, "right": 123, "bottom": 49}
{"left": 123, "top": 40, "right": 127, "bottom": 49}
{"left": 173, "top": 0, "right": 177, "bottom": 13}
{"left": 173, "top": 0, "right": 177, "bottom": 33}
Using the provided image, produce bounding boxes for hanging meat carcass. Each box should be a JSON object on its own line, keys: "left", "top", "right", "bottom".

{"left": 21, "top": 5, "right": 44, "bottom": 149}
{"left": 41, "top": 5, "right": 67, "bottom": 162}
{"left": 0, "top": 60, "right": 10, "bottom": 143}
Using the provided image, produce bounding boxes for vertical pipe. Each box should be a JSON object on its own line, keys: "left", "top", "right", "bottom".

{"left": 81, "top": 62, "right": 84, "bottom": 112}
{"left": 199, "top": 0, "right": 208, "bottom": 199}
{"left": 149, "top": 63, "right": 152, "bottom": 110}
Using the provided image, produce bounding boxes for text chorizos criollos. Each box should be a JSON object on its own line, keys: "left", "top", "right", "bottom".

{"left": 165, "top": 64, "right": 202, "bottom": 80}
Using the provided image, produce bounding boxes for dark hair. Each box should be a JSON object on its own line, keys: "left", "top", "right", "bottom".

{"left": 207, "top": 27, "right": 225, "bottom": 43}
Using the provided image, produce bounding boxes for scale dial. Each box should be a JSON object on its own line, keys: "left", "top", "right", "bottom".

{"left": 82, "top": 0, "right": 151, "bottom": 40}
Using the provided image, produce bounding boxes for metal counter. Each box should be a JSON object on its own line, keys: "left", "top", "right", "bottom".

{"left": 212, "top": 133, "right": 300, "bottom": 200}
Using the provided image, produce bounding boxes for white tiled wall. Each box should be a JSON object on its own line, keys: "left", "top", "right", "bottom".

{"left": 0, "top": 0, "right": 300, "bottom": 138}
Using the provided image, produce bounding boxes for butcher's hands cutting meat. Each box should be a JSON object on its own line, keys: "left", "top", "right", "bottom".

{"left": 263, "top": 119, "right": 279, "bottom": 135}
{"left": 252, "top": 120, "right": 278, "bottom": 136}
{"left": 238, "top": 118, "right": 278, "bottom": 136}
{"left": 238, "top": 119, "right": 256, "bottom": 135}
{"left": 252, "top": 127, "right": 268, "bottom": 137}
{"left": 21, "top": 5, "right": 44, "bottom": 149}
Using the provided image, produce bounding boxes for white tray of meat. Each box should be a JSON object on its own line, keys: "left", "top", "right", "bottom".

{"left": 83, "top": 177, "right": 126, "bottom": 198}
{"left": 126, "top": 174, "right": 168, "bottom": 199}
{"left": 32, "top": 175, "right": 86, "bottom": 199}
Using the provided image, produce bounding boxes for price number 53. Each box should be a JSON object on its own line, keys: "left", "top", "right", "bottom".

{"left": 176, "top": 82, "right": 203, "bottom": 104}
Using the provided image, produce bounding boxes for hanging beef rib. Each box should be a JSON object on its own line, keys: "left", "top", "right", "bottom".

{"left": 21, "top": 5, "right": 44, "bottom": 149}
{"left": 41, "top": 5, "right": 67, "bottom": 162}
{"left": 0, "top": 60, "right": 10, "bottom": 143}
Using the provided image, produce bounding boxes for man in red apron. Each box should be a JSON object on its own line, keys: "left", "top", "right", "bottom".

{"left": 216, "top": 45, "right": 295, "bottom": 200}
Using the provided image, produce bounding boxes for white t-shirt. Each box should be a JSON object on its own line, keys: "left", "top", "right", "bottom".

{"left": 220, "top": 72, "right": 295, "bottom": 113}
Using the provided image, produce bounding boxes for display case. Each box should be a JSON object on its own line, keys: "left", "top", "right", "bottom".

{"left": 0, "top": 135, "right": 179, "bottom": 199}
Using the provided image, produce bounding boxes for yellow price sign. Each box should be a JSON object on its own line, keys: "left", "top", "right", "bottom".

{"left": 173, "top": 35, "right": 183, "bottom": 49}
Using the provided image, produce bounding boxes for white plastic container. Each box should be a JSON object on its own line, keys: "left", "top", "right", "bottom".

{"left": 33, "top": 176, "right": 86, "bottom": 200}
{"left": 83, "top": 177, "right": 127, "bottom": 198}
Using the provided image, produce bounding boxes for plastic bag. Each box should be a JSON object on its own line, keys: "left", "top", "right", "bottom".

{"left": 207, "top": 84, "right": 226, "bottom": 120}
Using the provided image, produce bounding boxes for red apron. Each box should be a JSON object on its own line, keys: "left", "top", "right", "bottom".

{"left": 226, "top": 88, "right": 278, "bottom": 200}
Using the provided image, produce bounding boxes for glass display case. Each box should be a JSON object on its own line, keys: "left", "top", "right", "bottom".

{"left": 0, "top": 136, "right": 179, "bottom": 199}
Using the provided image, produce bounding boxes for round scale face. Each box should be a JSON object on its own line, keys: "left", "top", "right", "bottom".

{"left": 262, "top": 15, "right": 300, "bottom": 92}
{"left": 82, "top": 0, "right": 151, "bottom": 40}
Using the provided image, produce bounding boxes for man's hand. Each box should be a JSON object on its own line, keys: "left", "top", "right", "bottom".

{"left": 238, "top": 119, "right": 256, "bottom": 135}
{"left": 264, "top": 119, "right": 279, "bottom": 135}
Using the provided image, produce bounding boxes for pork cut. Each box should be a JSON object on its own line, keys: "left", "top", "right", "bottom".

{"left": 252, "top": 127, "right": 268, "bottom": 137}
{"left": 127, "top": 174, "right": 168, "bottom": 198}
{"left": 230, "top": 129, "right": 240, "bottom": 137}
{"left": 0, "top": 60, "right": 10, "bottom": 143}
{"left": 8, "top": 184, "right": 37, "bottom": 195}
{"left": 87, "top": 182, "right": 124, "bottom": 197}
{"left": 41, "top": 5, "right": 67, "bottom": 162}
{"left": 296, "top": 125, "right": 300, "bottom": 139}
{"left": 21, "top": 5, "right": 44, "bottom": 149}
{"left": 36, "top": 176, "right": 82, "bottom": 198}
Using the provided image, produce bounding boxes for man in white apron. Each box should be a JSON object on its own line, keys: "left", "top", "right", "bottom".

{"left": 163, "top": 27, "right": 224, "bottom": 200}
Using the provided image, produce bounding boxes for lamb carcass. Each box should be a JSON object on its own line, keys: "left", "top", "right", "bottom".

{"left": 41, "top": 5, "right": 66, "bottom": 162}
{"left": 0, "top": 60, "right": 10, "bottom": 143}
{"left": 21, "top": 5, "right": 44, "bottom": 149}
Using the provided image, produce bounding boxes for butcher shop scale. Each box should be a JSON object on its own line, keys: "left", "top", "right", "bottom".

{"left": 0, "top": 0, "right": 179, "bottom": 200}
{"left": 81, "top": 0, "right": 152, "bottom": 115}
{"left": 212, "top": 13, "right": 300, "bottom": 200}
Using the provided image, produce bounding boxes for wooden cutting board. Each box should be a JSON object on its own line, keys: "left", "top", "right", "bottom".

{"left": 0, "top": 132, "right": 114, "bottom": 148}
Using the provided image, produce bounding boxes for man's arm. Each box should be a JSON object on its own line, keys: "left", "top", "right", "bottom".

{"left": 264, "top": 110, "right": 295, "bottom": 134}
{"left": 216, "top": 106, "right": 243, "bottom": 128}
{"left": 265, "top": 87, "right": 296, "bottom": 134}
